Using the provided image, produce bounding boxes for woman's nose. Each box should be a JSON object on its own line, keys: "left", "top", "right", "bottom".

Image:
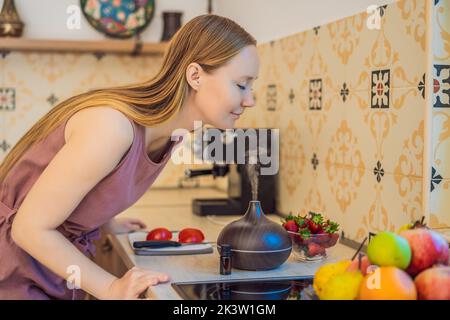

{"left": 242, "top": 91, "right": 255, "bottom": 108}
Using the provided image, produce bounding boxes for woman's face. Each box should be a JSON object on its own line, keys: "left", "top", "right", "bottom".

{"left": 188, "top": 45, "right": 260, "bottom": 129}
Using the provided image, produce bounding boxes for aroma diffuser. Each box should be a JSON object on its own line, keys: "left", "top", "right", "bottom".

{"left": 216, "top": 200, "right": 292, "bottom": 270}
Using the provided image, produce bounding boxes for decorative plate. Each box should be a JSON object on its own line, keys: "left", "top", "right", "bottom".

{"left": 80, "top": 0, "right": 155, "bottom": 39}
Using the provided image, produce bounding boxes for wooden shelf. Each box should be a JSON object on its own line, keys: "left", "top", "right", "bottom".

{"left": 0, "top": 37, "right": 168, "bottom": 56}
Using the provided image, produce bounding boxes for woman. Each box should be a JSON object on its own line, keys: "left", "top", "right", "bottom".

{"left": 0, "top": 14, "right": 259, "bottom": 300}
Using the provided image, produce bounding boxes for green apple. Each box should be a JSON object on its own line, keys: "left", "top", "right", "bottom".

{"left": 367, "top": 232, "right": 411, "bottom": 269}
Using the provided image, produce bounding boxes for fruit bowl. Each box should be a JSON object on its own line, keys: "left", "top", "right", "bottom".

{"left": 281, "top": 211, "right": 340, "bottom": 262}
{"left": 287, "top": 231, "right": 339, "bottom": 262}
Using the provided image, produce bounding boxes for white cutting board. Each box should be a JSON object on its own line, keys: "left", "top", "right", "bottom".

{"left": 128, "top": 231, "right": 214, "bottom": 256}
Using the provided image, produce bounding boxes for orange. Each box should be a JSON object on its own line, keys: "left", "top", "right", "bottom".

{"left": 359, "top": 266, "right": 417, "bottom": 300}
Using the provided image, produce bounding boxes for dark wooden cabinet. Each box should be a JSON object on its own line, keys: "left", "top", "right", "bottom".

{"left": 92, "top": 232, "right": 128, "bottom": 278}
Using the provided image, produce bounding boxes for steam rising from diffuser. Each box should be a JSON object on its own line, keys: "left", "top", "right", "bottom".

{"left": 217, "top": 144, "right": 292, "bottom": 270}
{"left": 245, "top": 149, "right": 261, "bottom": 201}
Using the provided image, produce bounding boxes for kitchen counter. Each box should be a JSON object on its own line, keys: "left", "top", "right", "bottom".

{"left": 110, "top": 187, "right": 355, "bottom": 299}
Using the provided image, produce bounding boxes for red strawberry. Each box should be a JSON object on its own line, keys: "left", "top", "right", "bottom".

{"left": 307, "top": 242, "right": 326, "bottom": 257}
{"left": 323, "top": 220, "right": 339, "bottom": 233}
{"left": 296, "top": 228, "right": 311, "bottom": 245}
{"left": 294, "top": 215, "right": 308, "bottom": 229}
{"left": 306, "top": 213, "right": 324, "bottom": 234}
{"left": 283, "top": 220, "right": 299, "bottom": 233}
{"left": 327, "top": 233, "right": 339, "bottom": 247}
{"left": 314, "top": 232, "right": 330, "bottom": 244}
{"left": 321, "top": 219, "right": 340, "bottom": 247}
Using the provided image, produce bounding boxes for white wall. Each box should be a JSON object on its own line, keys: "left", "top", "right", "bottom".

{"left": 2, "top": 0, "right": 397, "bottom": 43}
{"left": 0, "top": 0, "right": 212, "bottom": 41}
{"left": 214, "top": 0, "right": 398, "bottom": 43}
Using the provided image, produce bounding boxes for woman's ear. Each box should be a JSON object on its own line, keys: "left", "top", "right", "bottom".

{"left": 186, "top": 62, "right": 203, "bottom": 91}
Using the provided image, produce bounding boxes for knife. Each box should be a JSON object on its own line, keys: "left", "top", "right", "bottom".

{"left": 133, "top": 240, "right": 215, "bottom": 249}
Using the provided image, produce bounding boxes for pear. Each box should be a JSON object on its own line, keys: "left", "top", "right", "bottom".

{"left": 320, "top": 271, "right": 363, "bottom": 300}
{"left": 313, "top": 260, "right": 351, "bottom": 298}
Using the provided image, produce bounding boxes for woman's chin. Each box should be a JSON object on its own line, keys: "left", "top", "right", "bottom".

{"left": 208, "top": 119, "right": 236, "bottom": 130}
{"left": 221, "top": 121, "right": 236, "bottom": 130}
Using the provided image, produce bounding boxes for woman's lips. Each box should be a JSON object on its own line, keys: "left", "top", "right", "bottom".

{"left": 230, "top": 112, "right": 242, "bottom": 118}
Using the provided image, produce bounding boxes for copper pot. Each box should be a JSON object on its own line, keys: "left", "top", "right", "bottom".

{"left": 0, "top": 0, "right": 24, "bottom": 37}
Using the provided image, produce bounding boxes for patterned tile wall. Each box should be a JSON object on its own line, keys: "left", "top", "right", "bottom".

{"left": 0, "top": 51, "right": 215, "bottom": 188}
{"left": 1, "top": 1, "right": 447, "bottom": 237}
{"left": 236, "top": 0, "right": 448, "bottom": 241}
{"left": 430, "top": 0, "right": 450, "bottom": 227}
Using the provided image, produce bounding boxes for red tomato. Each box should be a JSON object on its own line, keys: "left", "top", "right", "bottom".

{"left": 146, "top": 228, "right": 172, "bottom": 241}
{"left": 178, "top": 228, "right": 205, "bottom": 243}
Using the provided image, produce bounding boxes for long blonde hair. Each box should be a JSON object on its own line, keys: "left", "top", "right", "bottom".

{"left": 0, "top": 14, "right": 256, "bottom": 183}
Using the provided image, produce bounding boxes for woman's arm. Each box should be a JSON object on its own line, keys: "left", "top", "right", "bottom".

{"left": 103, "top": 217, "right": 147, "bottom": 234}
{"left": 11, "top": 107, "right": 168, "bottom": 299}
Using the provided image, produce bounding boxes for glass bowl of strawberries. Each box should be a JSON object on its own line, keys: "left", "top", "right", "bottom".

{"left": 281, "top": 211, "right": 340, "bottom": 262}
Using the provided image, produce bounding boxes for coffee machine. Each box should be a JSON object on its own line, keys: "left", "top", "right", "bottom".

{"left": 184, "top": 128, "right": 278, "bottom": 216}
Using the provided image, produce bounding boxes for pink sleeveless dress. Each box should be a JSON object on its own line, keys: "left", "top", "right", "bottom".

{"left": 0, "top": 115, "right": 183, "bottom": 299}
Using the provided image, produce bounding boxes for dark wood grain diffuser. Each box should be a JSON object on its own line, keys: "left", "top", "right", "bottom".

{"left": 216, "top": 136, "right": 291, "bottom": 271}
{"left": 217, "top": 200, "right": 292, "bottom": 270}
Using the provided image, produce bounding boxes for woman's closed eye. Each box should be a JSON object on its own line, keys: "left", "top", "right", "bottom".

{"left": 237, "top": 84, "right": 247, "bottom": 90}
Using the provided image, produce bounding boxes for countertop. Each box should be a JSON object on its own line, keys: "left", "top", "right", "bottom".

{"left": 111, "top": 187, "right": 355, "bottom": 299}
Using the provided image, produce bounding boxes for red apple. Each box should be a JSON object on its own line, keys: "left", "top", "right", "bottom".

{"left": 399, "top": 229, "right": 449, "bottom": 276}
{"left": 414, "top": 266, "right": 450, "bottom": 300}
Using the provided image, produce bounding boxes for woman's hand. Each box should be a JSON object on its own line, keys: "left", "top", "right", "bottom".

{"left": 104, "top": 217, "right": 147, "bottom": 234}
{"left": 106, "top": 267, "right": 170, "bottom": 300}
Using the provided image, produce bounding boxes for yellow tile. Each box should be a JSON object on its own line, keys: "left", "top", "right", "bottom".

{"left": 341, "top": 88, "right": 378, "bottom": 174}
{"left": 432, "top": 0, "right": 450, "bottom": 64}
{"left": 300, "top": 169, "right": 327, "bottom": 217}
{"left": 278, "top": 32, "right": 310, "bottom": 100}
{"left": 342, "top": 8, "right": 383, "bottom": 94}
{"left": 339, "top": 171, "right": 424, "bottom": 240}
{"left": 333, "top": 168, "right": 423, "bottom": 242}
{"left": 430, "top": 179, "right": 450, "bottom": 227}
{"left": 277, "top": 159, "right": 316, "bottom": 216}
{"left": 378, "top": 173, "right": 424, "bottom": 231}
{"left": 323, "top": 165, "right": 369, "bottom": 242}
{"left": 21, "top": 52, "right": 82, "bottom": 85}
{"left": 3, "top": 53, "right": 46, "bottom": 141}
{"left": 379, "top": 86, "right": 425, "bottom": 176}
{"left": 114, "top": 54, "right": 163, "bottom": 82}
{"left": 345, "top": 1, "right": 427, "bottom": 93}
{"left": 313, "top": 23, "right": 346, "bottom": 97}
{"left": 277, "top": 117, "right": 308, "bottom": 201}
{"left": 340, "top": 167, "right": 381, "bottom": 242}
{"left": 384, "top": 0, "right": 428, "bottom": 88}
{"left": 295, "top": 92, "right": 341, "bottom": 172}
{"left": 325, "top": 11, "right": 371, "bottom": 94}
{"left": 431, "top": 108, "right": 450, "bottom": 179}
{"left": 246, "top": 41, "right": 290, "bottom": 128}
{"left": 293, "top": 28, "right": 337, "bottom": 100}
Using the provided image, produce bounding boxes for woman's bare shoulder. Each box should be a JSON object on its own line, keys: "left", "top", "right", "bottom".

{"left": 12, "top": 107, "right": 136, "bottom": 239}
{"left": 64, "top": 106, "right": 134, "bottom": 146}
